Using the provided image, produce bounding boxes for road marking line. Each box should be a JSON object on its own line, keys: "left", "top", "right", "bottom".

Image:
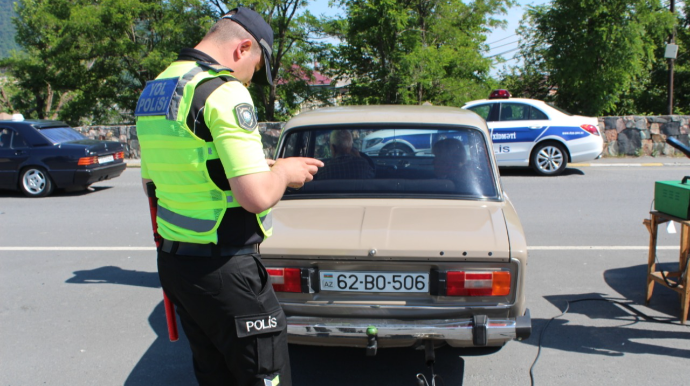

{"left": 570, "top": 163, "right": 672, "bottom": 167}
{"left": 530, "top": 246, "right": 677, "bottom": 251}
{"left": 0, "top": 246, "right": 679, "bottom": 251}
{"left": 0, "top": 247, "right": 156, "bottom": 251}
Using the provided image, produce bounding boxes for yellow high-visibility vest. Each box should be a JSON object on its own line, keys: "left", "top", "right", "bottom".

{"left": 136, "top": 61, "right": 272, "bottom": 244}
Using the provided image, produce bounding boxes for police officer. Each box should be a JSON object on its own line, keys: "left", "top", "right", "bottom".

{"left": 135, "top": 7, "right": 322, "bottom": 386}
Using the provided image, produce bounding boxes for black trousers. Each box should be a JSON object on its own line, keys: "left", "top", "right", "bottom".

{"left": 158, "top": 249, "right": 291, "bottom": 386}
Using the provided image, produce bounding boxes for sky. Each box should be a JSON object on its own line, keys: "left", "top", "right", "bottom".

{"left": 308, "top": 0, "right": 550, "bottom": 75}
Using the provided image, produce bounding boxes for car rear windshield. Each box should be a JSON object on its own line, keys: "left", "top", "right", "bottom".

{"left": 277, "top": 125, "right": 498, "bottom": 199}
{"left": 39, "top": 127, "right": 86, "bottom": 144}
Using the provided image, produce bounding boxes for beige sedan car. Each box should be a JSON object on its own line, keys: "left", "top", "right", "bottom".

{"left": 261, "top": 105, "right": 531, "bottom": 354}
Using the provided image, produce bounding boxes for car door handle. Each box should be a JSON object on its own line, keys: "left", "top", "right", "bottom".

{"left": 14, "top": 150, "right": 26, "bottom": 155}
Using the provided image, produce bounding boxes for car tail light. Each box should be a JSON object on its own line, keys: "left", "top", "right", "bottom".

{"left": 580, "top": 124, "right": 600, "bottom": 136}
{"left": 113, "top": 151, "right": 124, "bottom": 160}
{"left": 78, "top": 156, "right": 98, "bottom": 165}
{"left": 488, "top": 89, "right": 511, "bottom": 99}
{"left": 267, "top": 268, "right": 304, "bottom": 293}
{"left": 446, "top": 271, "right": 511, "bottom": 296}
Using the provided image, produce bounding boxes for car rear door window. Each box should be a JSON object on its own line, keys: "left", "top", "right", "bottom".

{"left": 466, "top": 104, "right": 492, "bottom": 121}
{"left": 0, "top": 128, "right": 28, "bottom": 149}
{"left": 11, "top": 131, "right": 29, "bottom": 148}
{"left": 499, "top": 103, "right": 532, "bottom": 121}
{"left": 0, "top": 128, "right": 11, "bottom": 149}
{"left": 529, "top": 106, "right": 548, "bottom": 120}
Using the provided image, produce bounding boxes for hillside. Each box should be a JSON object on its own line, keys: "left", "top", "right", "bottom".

{"left": 0, "top": 0, "right": 20, "bottom": 58}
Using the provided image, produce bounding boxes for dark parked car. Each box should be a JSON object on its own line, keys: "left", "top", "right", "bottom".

{"left": 0, "top": 118, "right": 126, "bottom": 197}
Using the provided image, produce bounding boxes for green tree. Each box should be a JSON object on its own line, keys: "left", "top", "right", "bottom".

{"left": 323, "top": 0, "right": 512, "bottom": 106}
{"left": 2, "top": 0, "right": 335, "bottom": 123}
{"left": 1, "top": 0, "right": 214, "bottom": 125}
{"left": 497, "top": 17, "right": 555, "bottom": 101}
{"left": 210, "top": 1, "right": 337, "bottom": 121}
{"left": 632, "top": 3, "right": 689, "bottom": 115}
{"left": 0, "top": 0, "right": 20, "bottom": 59}
{"left": 519, "top": 0, "right": 674, "bottom": 116}
{"left": 672, "top": 3, "right": 689, "bottom": 114}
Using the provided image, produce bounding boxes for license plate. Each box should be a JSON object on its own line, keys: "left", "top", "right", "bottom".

{"left": 98, "top": 155, "right": 114, "bottom": 164}
{"left": 320, "top": 271, "right": 429, "bottom": 293}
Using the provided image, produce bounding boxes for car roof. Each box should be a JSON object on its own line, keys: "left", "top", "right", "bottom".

{"left": 0, "top": 119, "right": 70, "bottom": 129}
{"left": 284, "top": 105, "right": 489, "bottom": 134}
{"left": 463, "top": 97, "right": 551, "bottom": 107}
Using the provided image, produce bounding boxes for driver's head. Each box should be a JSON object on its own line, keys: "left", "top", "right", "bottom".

{"left": 330, "top": 130, "right": 354, "bottom": 155}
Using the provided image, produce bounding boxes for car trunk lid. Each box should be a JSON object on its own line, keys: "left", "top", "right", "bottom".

{"left": 262, "top": 199, "right": 510, "bottom": 261}
{"left": 59, "top": 140, "right": 123, "bottom": 155}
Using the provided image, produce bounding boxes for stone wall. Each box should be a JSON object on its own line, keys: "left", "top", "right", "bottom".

{"left": 76, "top": 116, "right": 690, "bottom": 159}
{"left": 74, "top": 122, "right": 286, "bottom": 160}
{"left": 598, "top": 115, "right": 690, "bottom": 157}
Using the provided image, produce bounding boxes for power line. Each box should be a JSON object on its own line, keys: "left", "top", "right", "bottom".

{"left": 488, "top": 40, "right": 520, "bottom": 51}
{"left": 486, "top": 34, "right": 517, "bottom": 46}
{"left": 487, "top": 47, "right": 521, "bottom": 58}
{"left": 497, "top": 56, "right": 522, "bottom": 62}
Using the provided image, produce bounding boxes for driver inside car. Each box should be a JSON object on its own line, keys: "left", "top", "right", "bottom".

{"left": 315, "top": 129, "right": 375, "bottom": 180}
{"left": 432, "top": 137, "right": 473, "bottom": 189}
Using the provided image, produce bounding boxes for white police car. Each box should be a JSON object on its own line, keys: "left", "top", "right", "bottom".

{"left": 462, "top": 90, "right": 603, "bottom": 176}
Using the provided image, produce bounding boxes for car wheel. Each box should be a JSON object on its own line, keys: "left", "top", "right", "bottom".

{"left": 379, "top": 143, "right": 414, "bottom": 157}
{"left": 20, "top": 167, "right": 54, "bottom": 197}
{"left": 530, "top": 142, "right": 567, "bottom": 176}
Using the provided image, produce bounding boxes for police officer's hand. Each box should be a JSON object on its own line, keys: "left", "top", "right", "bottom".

{"left": 229, "top": 157, "right": 323, "bottom": 213}
{"left": 272, "top": 157, "right": 323, "bottom": 189}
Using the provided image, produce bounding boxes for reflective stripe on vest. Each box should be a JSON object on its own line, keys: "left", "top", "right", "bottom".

{"left": 166, "top": 67, "right": 204, "bottom": 121}
{"left": 257, "top": 209, "right": 273, "bottom": 238}
{"left": 157, "top": 204, "right": 216, "bottom": 233}
{"left": 158, "top": 202, "right": 273, "bottom": 238}
{"left": 259, "top": 211, "right": 272, "bottom": 231}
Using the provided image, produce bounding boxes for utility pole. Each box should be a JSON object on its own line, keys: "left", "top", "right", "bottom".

{"left": 667, "top": 0, "right": 676, "bottom": 115}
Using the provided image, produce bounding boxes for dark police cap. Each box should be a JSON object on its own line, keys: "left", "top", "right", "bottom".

{"left": 221, "top": 7, "right": 274, "bottom": 85}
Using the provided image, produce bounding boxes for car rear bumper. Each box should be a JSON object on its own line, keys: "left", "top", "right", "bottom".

{"left": 568, "top": 136, "right": 604, "bottom": 163}
{"left": 286, "top": 309, "right": 531, "bottom": 348}
{"left": 74, "top": 162, "right": 127, "bottom": 185}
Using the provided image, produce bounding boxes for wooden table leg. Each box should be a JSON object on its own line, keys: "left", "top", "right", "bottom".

{"left": 682, "top": 283, "right": 689, "bottom": 324}
{"left": 645, "top": 215, "right": 658, "bottom": 304}
{"left": 681, "top": 223, "right": 690, "bottom": 324}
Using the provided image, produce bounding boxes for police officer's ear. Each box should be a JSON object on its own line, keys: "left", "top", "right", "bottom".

{"left": 235, "top": 39, "right": 255, "bottom": 59}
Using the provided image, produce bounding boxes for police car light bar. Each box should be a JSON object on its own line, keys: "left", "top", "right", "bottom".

{"left": 446, "top": 271, "right": 511, "bottom": 296}
{"left": 489, "top": 90, "right": 511, "bottom": 99}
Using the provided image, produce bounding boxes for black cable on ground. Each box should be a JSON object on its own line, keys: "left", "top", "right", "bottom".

{"left": 529, "top": 297, "right": 689, "bottom": 386}
{"left": 416, "top": 362, "right": 445, "bottom": 386}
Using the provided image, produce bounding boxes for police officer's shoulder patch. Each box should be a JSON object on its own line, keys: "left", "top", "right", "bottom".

{"left": 235, "top": 103, "right": 258, "bottom": 131}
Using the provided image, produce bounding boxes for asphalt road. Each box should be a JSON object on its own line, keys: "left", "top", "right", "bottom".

{"left": 1, "top": 163, "right": 690, "bottom": 385}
